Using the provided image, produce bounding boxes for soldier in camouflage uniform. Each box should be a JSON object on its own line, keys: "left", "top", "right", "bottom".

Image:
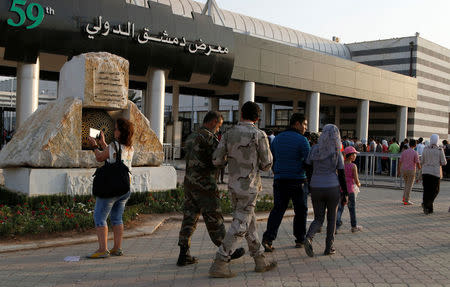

{"left": 177, "top": 111, "right": 244, "bottom": 266}
{"left": 209, "top": 101, "right": 277, "bottom": 278}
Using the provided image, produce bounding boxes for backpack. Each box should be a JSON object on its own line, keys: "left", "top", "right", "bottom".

{"left": 92, "top": 142, "right": 131, "bottom": 198}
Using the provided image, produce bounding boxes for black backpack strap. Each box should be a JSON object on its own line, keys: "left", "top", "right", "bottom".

{"left": 113, "top": 141, "right": 123, "bottom": 162}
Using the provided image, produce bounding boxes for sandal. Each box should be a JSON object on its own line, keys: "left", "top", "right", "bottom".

{"left": 110, "top": 248, "right": 123, "bottom": 256}
{"left": 86, "top": 250, "right": 110, "bottom": 259}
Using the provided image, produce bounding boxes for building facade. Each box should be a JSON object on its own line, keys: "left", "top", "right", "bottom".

{"left": 2, "top": 0, "right": 444, "bottom": 150}
{"left": 347, "top": 36, "right": 450, "bottom": 140}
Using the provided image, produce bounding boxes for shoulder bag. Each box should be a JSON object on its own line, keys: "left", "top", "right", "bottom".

{"left": 92, "top": 142, "right": 131, "bottom": 198}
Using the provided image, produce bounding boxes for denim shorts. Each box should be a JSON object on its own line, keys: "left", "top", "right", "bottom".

{"left": 94, "top": 191, "right": 131, "bottom": 227}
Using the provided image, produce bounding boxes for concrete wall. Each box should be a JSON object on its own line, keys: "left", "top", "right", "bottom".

{"left": 232, "top": 33, "right": 418, "bottom": 108}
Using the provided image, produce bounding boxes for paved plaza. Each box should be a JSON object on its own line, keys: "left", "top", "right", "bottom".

{"left": 1, "top": 175, "right": 450, "bottom": 287}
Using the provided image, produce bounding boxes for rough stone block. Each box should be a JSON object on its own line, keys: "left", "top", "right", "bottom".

{"left": 58, "top": 52, "right": 129, "bottom": 110}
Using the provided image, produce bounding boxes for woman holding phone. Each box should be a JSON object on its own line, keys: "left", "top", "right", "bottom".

{"left": 87, "top": 118, "right": 134, "bottom": 258}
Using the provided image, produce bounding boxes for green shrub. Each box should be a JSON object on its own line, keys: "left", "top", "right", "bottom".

{"left": 0, "top": 185, "right": 276, "bottom": 237}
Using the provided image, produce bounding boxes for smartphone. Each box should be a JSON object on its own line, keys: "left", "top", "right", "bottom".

{"left": 89, "top": 128, "right": 101, "bottom": 139}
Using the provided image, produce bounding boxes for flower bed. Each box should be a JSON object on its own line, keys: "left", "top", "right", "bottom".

{"left": 0, "top": 186, "right": 276, "bottom": 237}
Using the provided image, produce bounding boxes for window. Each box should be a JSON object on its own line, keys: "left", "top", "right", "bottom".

{"left": 220, "top": 111, "right": 230, "bottom": 122}
{"left": 275, "top": 110, "right": 292, "bottom": 126}
{"left": 179, "top": 112, "right": 192, "bottom": 120}
{"left": 197, "top": 111, "right": 207, "bottom": 124}
{"left": 125, "top": 0, "right": 148, "bottom": 7}
{"left": 233, "top": 111, "right": 239, "bottom": 123}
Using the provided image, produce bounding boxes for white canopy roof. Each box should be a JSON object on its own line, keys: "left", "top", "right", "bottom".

{"left": 129, "top": 0, "right": 351, "bottom": 59}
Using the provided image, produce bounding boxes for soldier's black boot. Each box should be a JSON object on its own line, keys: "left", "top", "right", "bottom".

{"left": 176, "top": 246, "right": 198, "bottom": 266}
{"left": 230, "top": 247, "right": 245, "bottom": 260}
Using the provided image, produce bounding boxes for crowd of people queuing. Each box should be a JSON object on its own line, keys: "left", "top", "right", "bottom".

{"left": 84, "top": 103, "right": 449, "bottom": 279}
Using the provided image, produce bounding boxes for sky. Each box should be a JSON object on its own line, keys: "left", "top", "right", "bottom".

{"left": 198, "top": 0, "right": 450, "bottom": 48}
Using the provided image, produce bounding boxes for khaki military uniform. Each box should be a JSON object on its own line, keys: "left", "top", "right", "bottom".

{"left": 212, "top": 122, "right": 273, "bottom": 260}
{"left": 178, "top": 127, "right": 225, "bottom": 248}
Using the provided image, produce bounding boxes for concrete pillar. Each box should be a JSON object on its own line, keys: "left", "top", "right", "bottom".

{"left": 209, "top": 97, "right": 220, "bottom": 112}
{"left": 238, "top": 81, "right": 255, "bottom": 118}
{"left": 16, "top": 58, "right": 40, "bottom": 128}
{"left": 335, "top": 105, "right": 341, "bottom": 126}
{"left": 172, "top": 85, "right": 179, "bottom": 146}
{"left": 145, "top": 69, "right": 165, "bottom": 143}
{"left": 398, "top": 106, "right": 408, "bottom": 142}
{"left": 194, "top": 111, "right": 198, "bottom": 124}
{"left": 261, "top": 103, "right": 272, "bottom": 128}
{"left": 357, "top": 100, "right": 370, "bottom": 142}
{"left": 271, "top": 106, "right": 276, "bottom": 126}
{"left": 293, "top": 99, "right": 299, "bottom": 113}
{"left": 307, "top": 92, "right": 320, "bottom": 132}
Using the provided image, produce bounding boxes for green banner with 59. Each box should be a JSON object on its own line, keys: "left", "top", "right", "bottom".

{"left": 6, "top": 0, "right": 52, "bottom": 30}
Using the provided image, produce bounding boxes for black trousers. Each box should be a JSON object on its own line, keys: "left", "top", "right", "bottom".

{"left": 306, "top": 186, "right": 340, "bottom": 249}
{"left": 422, "top": 174, "right": 440, "bottom": 213}
{"left": 262, "top": 179, "right": 308, "bottom": 244}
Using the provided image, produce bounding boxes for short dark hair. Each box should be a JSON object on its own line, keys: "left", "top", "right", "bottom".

{"left": 203, "top": 111, "right": 223, "bottom": 124}
{"left": 241, "top": 101, "right": 260, "bottom": 121}
{"left": 409, "top": 139, "right": 417, "bottom": 147}
{"left": 289, "top": 113, "right": 306, "bottom": 127}
{"left": 116, "top": 118, "right": 134, "bottom": 147}
{"left": 418, "top": 137, "right": 423, "bottom": 143}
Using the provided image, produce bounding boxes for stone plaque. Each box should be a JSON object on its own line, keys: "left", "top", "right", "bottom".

{"left": 94, "top": 68, "right": 126, "bottom": 105}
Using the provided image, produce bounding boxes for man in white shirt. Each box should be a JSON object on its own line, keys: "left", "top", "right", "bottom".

{"left": 416, "top": 137, "right": 425, "bottom": 156}
{"left": 267, "top": 130, "right": 275, "bottom": 145}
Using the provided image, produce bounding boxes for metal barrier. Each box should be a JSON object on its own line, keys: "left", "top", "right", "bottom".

{"left": 162, "top": 143, "right": 182, "bottom": 164}
{"left": 356, "top": 152, "right": 450, "bottom": 187}
{"left": 356, "top": 152, "right": 402, "bottom": 187}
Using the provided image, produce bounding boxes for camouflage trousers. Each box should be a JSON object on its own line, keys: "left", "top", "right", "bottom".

{"left": 216, "top": 191, "right": 264, "bottom": 261}
{"left": 178, "top": 183, "right": 225, "bottom": 248}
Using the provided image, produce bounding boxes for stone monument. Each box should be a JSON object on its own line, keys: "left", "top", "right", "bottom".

{"left": 0, "top": 52, "right": 176, "bottom": 195}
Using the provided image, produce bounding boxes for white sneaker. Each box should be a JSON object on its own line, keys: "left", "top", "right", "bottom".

{"left": 351, "top": 226, "right": 363, "bottom": 233}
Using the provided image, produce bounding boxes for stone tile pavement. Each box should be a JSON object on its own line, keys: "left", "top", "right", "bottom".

{"left": 1, "top": 180, "right": 449, "bottom": 286}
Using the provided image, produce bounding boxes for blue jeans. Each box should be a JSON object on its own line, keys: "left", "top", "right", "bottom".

{"left": 336, "top": 193, "right": 357, "bottom": 228}
{"left": 262, "top": 179, "right": 308, "bottom": 243}
{"left": 391, "top": 160, "right": 397, "bottom": 177}
{"left": 94, "top": 191, "right": 131, "bottom": 227}
{"left": 376, "top": 157, "right": 382, "bottom": 174}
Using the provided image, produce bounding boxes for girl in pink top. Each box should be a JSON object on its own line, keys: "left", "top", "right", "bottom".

{"left": 336, "top": 146, "right": 363, "bottom": 233}
{"left": 399, "top": 139, "right": 421, "bottom": 205}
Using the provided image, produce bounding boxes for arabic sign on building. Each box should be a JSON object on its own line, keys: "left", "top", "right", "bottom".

{"left": 85, "top": 16, "right": 229, "bottom": 57}
{"left": 0, "top": 0, "right": 235, "bottom": 86}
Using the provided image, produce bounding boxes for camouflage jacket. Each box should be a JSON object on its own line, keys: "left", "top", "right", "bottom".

{"left": 184, "top": 126, "right": 219, "bottom": 191}
{"left": 213, "top": 122, "right": 272, "bottom": 195}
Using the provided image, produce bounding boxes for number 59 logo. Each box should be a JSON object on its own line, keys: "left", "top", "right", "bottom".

{"left": 7, "top": 0, "right": 45, "bottom": 29}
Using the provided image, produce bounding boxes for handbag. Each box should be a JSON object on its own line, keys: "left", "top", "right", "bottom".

{"left": 92, "top": 141, "right": 131, "bottom": 198}
{"left": 353, "top": 183, "right": 360, "bottom": 198}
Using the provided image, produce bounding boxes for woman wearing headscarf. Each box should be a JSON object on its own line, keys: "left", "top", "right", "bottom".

{"left": 421, "top": 134, "right": 447, "bottom": 214}
{"left": 304, "top": 124, "right": 348, "bottom": 256}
